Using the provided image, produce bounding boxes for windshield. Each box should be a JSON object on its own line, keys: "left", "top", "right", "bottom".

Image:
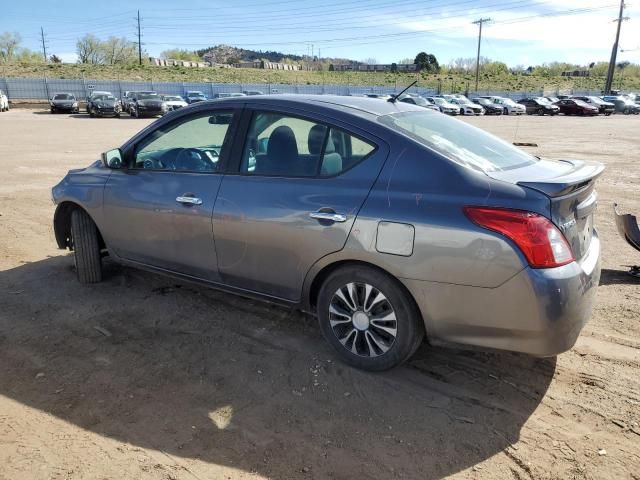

{"left": 502, "top": 99, "right": 516, "bottom": 106}
{"left": 411, "top": 96, "right": 429, "bottom": 106}
{"left": 164, "top": 96, "right": 183, "bottom": 101}
{"left": 188, "top": 92, "right": 205, "bottom": 97}
{"left": 94, "top": 94, "right": 115, "bottom": 101}
{"left": 54, "top": 94, "right": 74, "bottom": 100}
{"left": 474, "top": 98, "right": 491, "bottom": 106}
{"left": 379, "top": 111, "right": 537, "bottom": 173}
{"left": 431, "top": 98, "right": 446, "bottom": 105}
{"left": 535, "top": 97, "right": 551, "bottom": 105}
{"left": 573, "top": 99, "right": 591, "bottom": 108}
{"left": 137, "top": 93, "right": 159, "bottom": 100}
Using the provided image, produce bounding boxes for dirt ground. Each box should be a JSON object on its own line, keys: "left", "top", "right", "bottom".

{"left": 0, "top": 109, "right": 639, "bottom": 480}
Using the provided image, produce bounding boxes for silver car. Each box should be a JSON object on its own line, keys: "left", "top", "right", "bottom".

{"left": 52, "top": 95, "right": 602, "bottom": 371}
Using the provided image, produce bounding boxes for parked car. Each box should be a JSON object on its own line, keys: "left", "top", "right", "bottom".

{"left": 162, "top": 95, "right": 188, "bottom": 111}
{"left": 51, "top": 95, "right": 603, "bottom": 371}
{"left": 572, "top": 96, "right": 615, "bottom": 115}
{"left": 213, "top": 92, "right": 247, "bottom": 99}
{"left": 448, "top": 97, "right": 484, "bottom": 115}
{"left": 86, "top": 91, "right": 121, "bottom": 118}
{"left": 243, "top": 90, "right": 265, "bottom": 96}
{"left": 554, "top": 99, "right": 599, "bottom": 116}
{"left": 129, "top": 92, "right": 167, "bottom": 118}
{"left": 517, "top": 98, "right": 559, "bottom": 115}
{"left": 0, "top": 89, "right": 9, "bottom": 112}
{"left": 471, "top": 97, "right": 503, "bottom": 115}
{"left": 185, "top": 91, "right": 208, "bottom": 104}
{"left": 50, "top": 93, "right": 79, "bottom": 114}
{"left": 601, "top": 96, "right": 640, "bottom": 114}
{"left": 121, "top": 91, "right": 136, "bottom": 113}
{"left": 398, "top": 94, "right": 440, "bottom": 111}
{"left": 481, "top": 96, "right": 526, "bottom": 115}
{"left": 425, "top": 96, "right": 459, "bottom": 115}
{"left": 123, "top": 91, "right": 155, "bottom": 113}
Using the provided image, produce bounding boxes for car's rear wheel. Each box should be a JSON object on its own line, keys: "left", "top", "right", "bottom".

{"left": 70, "top": 209, "right": 102, "bottom": 284}
{"left": 317, "top": 265, "right": 424, "bottom": 371}
{"left": 503, "top": 107, "right": 509, "bottom": 115}
{"left": 537, "top": 108, "right": 545, "bottom": 115}
{"left": 623, "top": 107, "right": 630, "bottom": 115}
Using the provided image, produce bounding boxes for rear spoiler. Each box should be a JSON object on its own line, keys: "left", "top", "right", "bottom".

{"left": 517, "top": 159, "right": 605, "bottom": 197}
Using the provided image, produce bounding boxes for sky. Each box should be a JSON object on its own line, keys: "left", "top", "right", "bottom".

{"left": 3, "top": 0, "right": 640, "bottom": 67}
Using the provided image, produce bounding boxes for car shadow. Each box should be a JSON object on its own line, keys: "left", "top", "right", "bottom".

{"left": 0, "top": 255, "right": 556, "bottom": 478}
{"left": 599, "top": 267, "right": 640, "bottom": 285}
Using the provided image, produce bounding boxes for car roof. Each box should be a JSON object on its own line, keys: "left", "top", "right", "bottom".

{"left": 202, "top": 94, "right": 424, "bottom": 118}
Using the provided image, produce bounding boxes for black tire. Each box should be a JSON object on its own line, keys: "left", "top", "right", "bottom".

{"left": 537, "top": 108, "right": 545, "bottom": 116}
{"left": 50, "top": 107, "right": 55, "bottom": 114}
{"left": 70, "top": 209, "right": 102, "bottom": 284}
{"left": 317, "top": 265, "right": 424, "bottom": 371}
{"left": 503, "top": 107, "right": 509, "bottom": 115}
{"left": 623, "top": 108, "right": 630, "bottom": 115}
{"left": 89, "top": 109, "right": 95, "bottom": 118}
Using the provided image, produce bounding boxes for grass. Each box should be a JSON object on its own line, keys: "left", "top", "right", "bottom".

{"left": 2, "top": 62, "right": 638, "bottom": 93}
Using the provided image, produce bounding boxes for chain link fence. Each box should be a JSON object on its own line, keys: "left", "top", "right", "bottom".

{"left": 0, "top": 76, "right": 604, "bottom": 101}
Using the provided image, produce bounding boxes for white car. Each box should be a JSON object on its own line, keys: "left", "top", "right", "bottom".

{"left": 448, "top": 97, "right": 484, "bottom": 115}
{"left": 485, "top": 96, "right": 526, "bottom": 115}
{"left": 161, "top": 95, "right": 188, "bottom": 111}
{"left": 425, "top": 97, "right": 459, "bottom": 115}
{"left": 0, "top": 89, "right": 9, "bottom": 112}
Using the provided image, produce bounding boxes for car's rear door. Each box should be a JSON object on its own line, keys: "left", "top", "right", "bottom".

{"left": 102, "top": 108, "right": 241, "bottom": 281}
{"left": 212, "top": 107, "right": 389, "bottom": 300}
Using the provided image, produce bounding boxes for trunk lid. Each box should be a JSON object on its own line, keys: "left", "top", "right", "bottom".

{"left": 488, "top": 158, "right": 604, "bottom": 261}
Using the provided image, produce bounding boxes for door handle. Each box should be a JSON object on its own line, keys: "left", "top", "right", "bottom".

{"left": 176, "top": 195, "right": 203, "bottom": 205}
{"left": 309, "top": 211, "right": 347, "bottom": 223}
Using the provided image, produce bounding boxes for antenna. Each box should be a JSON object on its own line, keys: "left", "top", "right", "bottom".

{"left": 388, "top": 80, "right": 417, "bottom": 103}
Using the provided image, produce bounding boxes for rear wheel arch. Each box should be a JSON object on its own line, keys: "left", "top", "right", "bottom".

{"left": 54, "top": 202, "right": 105, "bottom": 251}
{"left": 306, "top": 260, "right": 422, "bottom": 321}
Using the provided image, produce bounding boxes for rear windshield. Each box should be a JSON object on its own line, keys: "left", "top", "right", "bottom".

{"left": 380, "top": 111, "right": 537, "bottom": 173}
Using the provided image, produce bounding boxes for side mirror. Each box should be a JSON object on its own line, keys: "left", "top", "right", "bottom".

{"left": 102, "top": 148, "right": 124, "bottom": 169}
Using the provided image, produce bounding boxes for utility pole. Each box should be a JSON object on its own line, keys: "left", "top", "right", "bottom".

{"left": 604, "top": 0, "right": 628, "bottom": 94}
{"left": 137, "top": 10, "right": 142, "bottom": 65}
{"left": 40, "top": 27, "right": 48, "bottom": 62}
{"left": 472, "top": 18, "right": 491, "bottom": 92}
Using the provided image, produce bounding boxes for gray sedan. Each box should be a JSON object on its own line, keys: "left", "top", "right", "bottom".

{"left": 52, "top": 95, "right": 603, "bottom": 371}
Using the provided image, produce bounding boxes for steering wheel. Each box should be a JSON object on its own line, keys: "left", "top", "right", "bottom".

{"left": 174, "top": 147, "right": 213, "bottom": 171}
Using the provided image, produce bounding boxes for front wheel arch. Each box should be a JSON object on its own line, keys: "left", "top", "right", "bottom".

{"left": 54, "top": 202, "right": 106, "bottom": 252}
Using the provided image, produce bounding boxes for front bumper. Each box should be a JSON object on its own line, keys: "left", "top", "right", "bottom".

{"left": 401, "top": 232, "right": 601, "bottom": 357}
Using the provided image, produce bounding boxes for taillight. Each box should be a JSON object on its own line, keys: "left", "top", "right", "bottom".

{"left": 464, "top": 206, "right": 574, "bottom": 268}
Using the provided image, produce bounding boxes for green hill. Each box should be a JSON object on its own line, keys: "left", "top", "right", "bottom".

{"left": 1, "top": 61, "right": 637, "bottom": 93}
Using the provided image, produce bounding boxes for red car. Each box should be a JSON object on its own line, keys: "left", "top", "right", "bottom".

{"left": 554, "top": 99, "right": 599, "bottom": 116}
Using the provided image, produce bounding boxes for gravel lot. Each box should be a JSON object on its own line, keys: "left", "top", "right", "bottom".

{"left": 0, "top": 109, "right": 639, "bottom": 480}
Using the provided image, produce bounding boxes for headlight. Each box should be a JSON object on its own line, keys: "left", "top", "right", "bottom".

{"left": 72, "top": 102, "right": 78, "bottom": 107}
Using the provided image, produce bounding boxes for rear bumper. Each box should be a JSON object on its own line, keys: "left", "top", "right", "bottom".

{"left": 401, "top": 232, "right": 601, "bottom": 357}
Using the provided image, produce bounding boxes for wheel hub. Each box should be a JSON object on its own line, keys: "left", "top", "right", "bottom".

{"left": 352, "top": 311, "right": 370, "bottom": 331}
{"left": 328, "top": 282, "right": 398, "bottom": 357}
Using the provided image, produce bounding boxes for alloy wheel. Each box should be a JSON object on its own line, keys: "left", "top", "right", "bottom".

{"left": 328, "top": 282, "right": 398, "bottom": 357}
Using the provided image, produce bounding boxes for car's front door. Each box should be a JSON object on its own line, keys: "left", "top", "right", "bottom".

{"left": 102, "top": 108, "right": 239, "bottom": 281}
{"left": 212, "top": 108, "right": 389, "bottom": 300}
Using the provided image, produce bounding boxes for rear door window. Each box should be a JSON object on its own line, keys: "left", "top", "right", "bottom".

{"left": 240, "top": 111, "right": 376, "bottom": 177}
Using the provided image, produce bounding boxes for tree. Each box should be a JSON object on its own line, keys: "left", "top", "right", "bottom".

{"left": 50, "top": 54, "right": 62, "bottom": 63}
{"left": 102, "top": 37, "right": 137, "bottom": 64}
{"left": 362, "top": 57, "right": 378, "bottom": 65}
{"left": 398, "top": 57, "right": 414, "bottom": 65}
{"left": 76, "top": 34, "right": 103, "bottom": 64}
{"left": 0, "top": 32, "right": 22, "bottom": 62}
{"left": 414, "top": 52, "right": 440, "bottom": 73}
{"left": 160, "top": 48, "right": 201, "bottom": 62}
